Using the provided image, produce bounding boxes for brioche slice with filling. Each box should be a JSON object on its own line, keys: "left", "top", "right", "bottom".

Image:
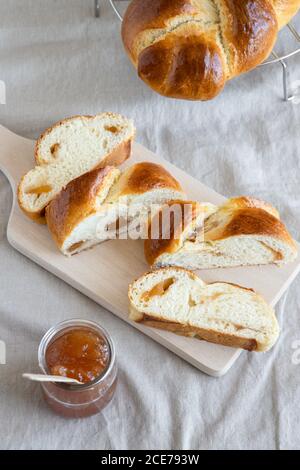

{"left": 18, "top": 113, "right": 135, "bottom": 223}
{"left": 128, "top": 267, "right": 280, "bottom": 352}
{"left": 46, "top": 162, "right": 186, "bottom": 256}
{"left": 145, "top": 197, "right": 298, "bottom": 269}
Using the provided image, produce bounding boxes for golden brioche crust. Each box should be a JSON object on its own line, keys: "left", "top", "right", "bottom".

{"left": 137, "top": 27, "right": 226, "bottom": 101}
{"left": 105, "top": 162, "right": 184, "bottom": 207}
{"left": 18, "top": 139, "right": 132, "bottom": 224}
{"left": 205, "top": 208, "right": 289, "bottom": 241}
{"left": 101, "top": 139, "right": 132, "bottom": 168}
{"left": 45, "top": 167, "right": 119, "bottom": 250}
{"left": 223, "top": 196, "right": 280, "bottom": 219}
{"left": 122, "top": 0, "right": 299, "bottom": 100}
{"left": 121, "top": 162, "right": 183, "bottom": 196}
{"left": 17, "top": 175, "right": 48, "bottom": 224}
{"left": 134, "top": 313, "right": 258, "bottom": 351}
{"left": 218, "top": 0, "right": 278, "bottom": 76}
{"left": 145, "top": 196, "right": 297, "bottom": 266}
{"left": 122, "top": 0, "right": 197, "bottom": 62}
{"left": 18, "top": 113, "right": 134, "bottom": 224}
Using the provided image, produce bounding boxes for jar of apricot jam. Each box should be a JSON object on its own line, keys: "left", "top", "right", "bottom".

{"left": 38, "top": 319, "right": 117, "bottom": 418}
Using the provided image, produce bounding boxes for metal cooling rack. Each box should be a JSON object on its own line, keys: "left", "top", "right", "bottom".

{"left": 95, "top": 0, "right": 300, "bottom": 101}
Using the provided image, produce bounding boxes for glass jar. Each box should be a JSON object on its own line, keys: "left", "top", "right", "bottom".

{"left": 38, "top": 319, "right": 118, "bottom": 418}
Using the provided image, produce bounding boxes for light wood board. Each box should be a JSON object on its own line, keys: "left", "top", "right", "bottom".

{"left": 1, "top": 124, "right": 299, "bottom": 377}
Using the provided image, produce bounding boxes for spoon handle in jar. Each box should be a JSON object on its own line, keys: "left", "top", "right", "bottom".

{"left": 22, "top": 373, "right": 82, "bottom": 385}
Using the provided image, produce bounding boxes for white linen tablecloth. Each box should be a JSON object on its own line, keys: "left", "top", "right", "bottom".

{"left": 0, "top": 0, "right": 300, "bottom": 450}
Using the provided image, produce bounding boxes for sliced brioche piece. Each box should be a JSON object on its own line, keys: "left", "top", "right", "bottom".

{"left": 18, "top": 113, "right": 135, "bottom": 223}
{"left": 146, "top": 199, "right": 217, "bottom": 261}
{"left": 106, "top": 161, "right": 184, "bottom": 206}
{"left": 46, "top": 166, "right": 121, "bottom": 255}
{"left": 46, "top": 162, "right": 186, "bottom": 256}
{"left": 128, "top": 267, "right": 280, "bottom": 352}
{"left": 105, "top": 162, "right": 186, "bottom": 227}
{"left": 145, "top": 196, "right": 298, "bottom": 269}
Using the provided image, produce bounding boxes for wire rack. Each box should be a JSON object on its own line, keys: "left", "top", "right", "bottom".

{"left": 95, "top": 0, "right": 300, "bottom": 102}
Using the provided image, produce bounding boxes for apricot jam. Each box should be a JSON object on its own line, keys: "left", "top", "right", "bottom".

{"left": 38, "top": 320, "right": 117, "bottom": 418}
{"left": 46, "top": 329, "right": 109, "bottom": 384}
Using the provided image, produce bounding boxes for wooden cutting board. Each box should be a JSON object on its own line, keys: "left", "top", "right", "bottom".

{"left": 1, "top": 124, "right": 299, "bottom": 376}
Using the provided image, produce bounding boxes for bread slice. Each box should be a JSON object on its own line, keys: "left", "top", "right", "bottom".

{"left": 45, "top": 166, "right": 121, "bottom": 255}
{"left": 145, "top": 197, "right": 298, "bottom": 269}
{"left": 18, "top": 114, "right": 135, "bottom": 223}
{"left": 46, "top": 162, "right": 186, "bottom": 256}
{"left": 128, "top": 267, "right": 280, "bottom": 352}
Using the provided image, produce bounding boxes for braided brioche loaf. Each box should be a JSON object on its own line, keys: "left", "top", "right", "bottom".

{"left": 122, "top": 0, "right": 300, "bottom": 100}
{"left": 144, "top": 197, "right": 298, "bottom": 269}
{"left": 46, "top": 162, "right": 185, "bottom": 256}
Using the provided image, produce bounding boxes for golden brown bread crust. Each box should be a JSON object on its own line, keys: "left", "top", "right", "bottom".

{"left": 122, "top": 0, "right": 299, "bottom": 100}
{"left": 105, "top": 162, "right": 184, "bottom": 206}
{"left": 138, "top": 29, "right": 226, "bottom": 101}
{"left": 100, "top": 139, "right": 132, "bottom": 168}
{"left": 18, "top": 139, "right": 132, "bottom": 225}
{"left": 18, "top": 113, "right": 134, "bottom": 224}
{"left": 122, "top": 162, "right": 183, "bottom": 195}
{"left": 218, "top": 0, "right": 278, "bottom": 76}
{"left": 17, "top": 176, "right": 48, "bottom": 224}
{"left": 224, "top": 196, "right": 280, "bottom": 219}
{"left": 135, "top": 314, "right": 258, "bottom": 351}
{"left": 145, "top": 196, "right": 297, "bottom": 266}
{"left": 122, "top": 0, "right": 197, "bottom": 62}
{"left": 205, "top": 208, "right": 291, "bottom": 241}
{"left": 45, "top": 167, "right": 118, "bottom": 250}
